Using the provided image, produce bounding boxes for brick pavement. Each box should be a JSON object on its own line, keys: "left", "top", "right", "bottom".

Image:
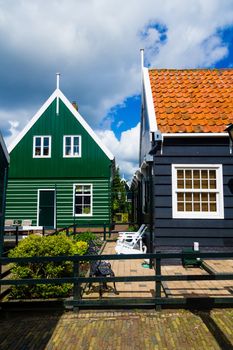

{"left": 83, "top": 241, "right": 233, "bottom": 299}
{"left": 0, "top": 309, "right": 232, "bottom": 349}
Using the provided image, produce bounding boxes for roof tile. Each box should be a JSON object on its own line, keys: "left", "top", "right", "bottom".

{"left": 149, "top": 69, "right": 233, "bottom": 133}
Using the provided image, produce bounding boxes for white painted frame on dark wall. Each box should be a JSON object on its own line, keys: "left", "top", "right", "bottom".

{"left": 172, "top": 164, "right": 224, "bottom": 219}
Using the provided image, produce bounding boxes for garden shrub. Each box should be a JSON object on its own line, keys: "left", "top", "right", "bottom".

{"left": 8, "top": 235, "right": 88, "bottom": 299}
{"left": 127, "top": 225, "right": 139, "bottom": 232}
{"left": 73, "top": 231, "right": 97, "bottom": 243}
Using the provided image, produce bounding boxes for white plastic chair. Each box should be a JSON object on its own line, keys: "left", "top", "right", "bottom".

{"left": 115, "top": 238, "right": 147, "bottom": 255}
{"left": 115, "top": 225, "right": 147, "bottom": 254}
{"left": 117, "top": 224, "right": 147, "bottom": 244}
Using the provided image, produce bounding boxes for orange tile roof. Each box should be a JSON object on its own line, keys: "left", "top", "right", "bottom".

{"left": 148, "top": 69, "right": 233, "bottom": 133}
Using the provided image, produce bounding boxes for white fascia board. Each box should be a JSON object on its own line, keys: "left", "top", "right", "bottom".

{"left": 142, "top": 67, "right": 157, "bottom": 132}
{"left": 163, "top": 133, "right": 228, "bottom": 138}
{"left": 0, "top": 131, "right": 10, "bottom": 163}
{"left": 8, "top": 89, "right": 59, "bottom": 153}
{"left": 8, "top": 89, "right": 114, "bottom": 160}
{"left": 58, "top": 90, "right": 114, "bottom": 160}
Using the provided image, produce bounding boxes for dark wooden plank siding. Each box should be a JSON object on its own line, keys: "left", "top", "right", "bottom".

{"left": 153, "top": 136, "right": 233, "bottom": 248}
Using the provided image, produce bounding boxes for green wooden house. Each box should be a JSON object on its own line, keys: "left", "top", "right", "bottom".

{"left": 5, "top": 79, "right": 114, "bottom": 229}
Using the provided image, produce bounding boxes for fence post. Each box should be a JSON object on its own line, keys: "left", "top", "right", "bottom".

{"left": 73, "top": 254, "right": 80, "bottom": 312}
{"left": 73, "top": 224, "right": 76, "bottom": 236}
{"left": 42, "top": 226, "right": 45, "bottom": 236}
{"left": 66, "top": 227, "right": 69, "bottom": 236}
{"left": 155, "top": 251, "right": 161, "bottom": 311}
{"left": 103, "top": 223, "right": 106, "bottom": 241}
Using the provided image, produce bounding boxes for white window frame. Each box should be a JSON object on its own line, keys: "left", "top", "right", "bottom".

{"left": 172, "top": 164, "right": 224, "bottom": 219}
{"left": 73, "top": 183, "right": 93, "bottom": 217}
{"left": 33, "top": 136, "right": 51, "bottom": 158}
{"left": 63, "top": 135, "right": 82, "bottom": 158}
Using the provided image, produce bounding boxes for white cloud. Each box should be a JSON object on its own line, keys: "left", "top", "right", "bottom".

{"left": 96, "top": 123, "right": 140, "bottom": 179}
{"left": 0, "top": 0, "right": 233, "bottom": 177}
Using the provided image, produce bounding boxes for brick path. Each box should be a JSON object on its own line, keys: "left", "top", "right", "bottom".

{"left": 83, "top": 241, "right": 233, "bottom": 299}
{"left": 0, "top": 309, "right": 233, "bottom": 349}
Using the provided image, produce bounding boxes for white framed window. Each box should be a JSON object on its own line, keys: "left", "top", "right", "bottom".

{"left": 33, "top": 136, "right": 51, "bottom": 158}
{"left": 172, "top": 164, "right": 224, "bottom": 219}
{"left": 63, "top": 135, "right": 81, "bottom": 157}
{"left": 73, "top": 184, "right": 92, "bottom": 216}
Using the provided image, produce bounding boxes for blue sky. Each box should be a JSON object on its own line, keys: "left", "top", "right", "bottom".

{"left": 0, "top": 0, "right": 233, "bottom": 179}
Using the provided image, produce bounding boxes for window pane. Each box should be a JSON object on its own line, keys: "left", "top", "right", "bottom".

{"left": 193, "top": 170, "right": 200, "bottom": 179}
{"left": 177, "top": 203, "right": 184, "bottom": 211}
{"left": 44, "top": 137, "right": 49, "bottom": 147}
{"left": 185, "top": 193, "right": 192, "bottom": 201}
{"left": 201, "top": 170, "right": 208, "bottom": 179}
{"left": 84, "top": 197, "right": 90, "bottom": 205}
{"left": 177, "top": 193, "right": 184, "bottom": 201}
{"left": 209, "top": 170, "right": 216, "bottom": 179}
{"left": 210, "top": 180, "right": 216, "bottom": 189}
{"left": 73, "top": 137, "right": 79, "bottom": 145}
{"left": 194, "top": 180, "right": 200, "bottom": 189}
{"left": 43, "top": 147, "right": 49, "bottom": 156}
{"left": 75, "top": 205, "right": 82, "bottom": 214}
{"left": 193, "top": 193, "right": 200, "bottom": 201}
{"left": 83, "top": 207, "right": 90, "bottom": 214}
{"left": 84, "top": 185, "right": 91, "bottom": 193}
{"left": 185, "top": 203, "right": 192, "bottom": 211}
{"left": 177, "top": 180, "right": 184, "bottom": 189}
{"left": 66, "top": 137, "right": 71, "bottom": 145}
{"left": 194, "top": 203, "right": 200, "bottom": 211}
{"left": 209, "top": 193, "right": 216, "bottom": 201}
{"left": 202, "top": 203, "right": 208, "bottom": 211}
{"left": 75, "top": 196, "right": 82, "bottom": 205}
{"left": 66, "top": 146, "right": 71, "bottom": 155}
{"left": 185, "top": 180, "right": 192, "bottom": 189}
{"left": 185, "top": 170, "right": 192, "bottom": 179}
{"left": 35, "top": 137, "right": 41, "bottom": 146}
{"left": 201, "top": 180, "right": 208, "bottom": 189}
{"left": 35, "top": 147, "right": 41, "bottom": 155}
{"left": 177, "top": 170, "right": 184, "bottom": 179}
{"left": 201, "top": 193, "right": 208, "bottom": 201}
{"left": 210, "top": 203, "right": 217, "bottom": 212}
{"left": 76, "top": 185, "right": 83, "bottom": 193}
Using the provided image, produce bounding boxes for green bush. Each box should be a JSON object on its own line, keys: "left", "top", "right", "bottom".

{"left": 127, "top": 225, "right": 139, "bottom": 232}
{"left": 73, "top": 231, "right": 97, "bottom": 244}
{"left": 8, "top": 235, "right": 88, "bottom": 299}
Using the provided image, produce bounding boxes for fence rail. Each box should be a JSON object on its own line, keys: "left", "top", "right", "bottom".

{"left": 1, "top": 251, "right": 233, "bottom": 310}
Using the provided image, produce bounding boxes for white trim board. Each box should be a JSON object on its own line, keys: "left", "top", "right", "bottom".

{"left": 0, "top": 131, "right": 10, "bottom": 163}
{"left": 171, "top": 164, "right": 224, "bottom": 220}
{"left": 8, "top": 88, "right": 114, "bottom": 160}
{"left": 142, "top": 67, "right": 157, "bottom": 132}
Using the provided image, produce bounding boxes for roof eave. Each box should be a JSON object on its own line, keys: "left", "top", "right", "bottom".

{"left": 162, "top": 132, "right": 228, "bottom": 138}
{"left": 142, "top": 67, "right": 157, "bottom": 132}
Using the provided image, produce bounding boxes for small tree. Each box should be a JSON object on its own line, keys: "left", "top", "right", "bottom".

{"left": 112, "top": 167, "right": 129, "bottom": 221}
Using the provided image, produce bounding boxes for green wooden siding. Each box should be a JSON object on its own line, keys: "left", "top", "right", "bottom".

{"left": 9, "top": 98, "right": 111, "bottom": 178}
{"left": 5, "top": 178, "right": 111, "bottom": 227}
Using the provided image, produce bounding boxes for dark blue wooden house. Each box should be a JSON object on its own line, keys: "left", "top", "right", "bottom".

{"left": 132, "top": 62, "right": 233, "bottom": 251}
{"left": 0, "top": 132, "right": 9, "bottom": 254}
